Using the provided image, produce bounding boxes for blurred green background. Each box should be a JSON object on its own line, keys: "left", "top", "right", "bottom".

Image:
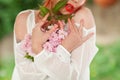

{"left": 0, "top": 0, "right": 120, "bottom": 80}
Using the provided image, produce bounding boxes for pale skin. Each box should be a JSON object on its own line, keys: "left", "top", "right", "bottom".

{"left": 14, "top": 0, "right": 95, "bottom": 54}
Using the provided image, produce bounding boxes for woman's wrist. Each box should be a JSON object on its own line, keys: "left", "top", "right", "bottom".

{"left": 32, "top": 44, "right": 43, "bottom": 54}
{"left": 61, "top": 43, "right": 72, "bottom": 53}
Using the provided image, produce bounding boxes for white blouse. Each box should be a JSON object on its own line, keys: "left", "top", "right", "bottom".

{"left": 12, "top": 10, "right": 98, "bottom": 80}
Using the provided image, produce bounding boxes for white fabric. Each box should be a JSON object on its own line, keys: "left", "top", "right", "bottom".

{"left": 12, "top": 10, "right": 98, "bottom": 80}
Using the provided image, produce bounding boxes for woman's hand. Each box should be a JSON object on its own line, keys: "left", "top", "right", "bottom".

{"left": 61, "top": 18, "right": 94, "bottom": 53}
{"left": 32, "top": 14, "right": 58, "bottom": 54}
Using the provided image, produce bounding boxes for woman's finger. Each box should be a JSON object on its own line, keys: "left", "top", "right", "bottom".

{"left": 42, "top": 13, "right": 49, "bottom": 21}
{"left": 34, "top": 23, "right": 42, "bottom": 30}
{"left": 47, "top": 24, "right": 58, "bottom": 34}
{"left": 79, "top": 19, "right": 84, "bottom": 36}
{"left": 36, "top": 22, "right": 45, "bottom": 29}
{"left": 82, "top": 32, "right": 94, "bottom": 42}
{"left": 37, "top": 13, "right": 49, "bottom": 28}
{"left": 39, "top": 13, "right": 49, "bottom": 25}
{"left": 68, "top": 18, "right": 74, "bottom": 32}
{"left": 71, "top": 19, "right": 78, "bottom": 32}
{"left": 58, "top": 20, "right": 64, "bottom": 30}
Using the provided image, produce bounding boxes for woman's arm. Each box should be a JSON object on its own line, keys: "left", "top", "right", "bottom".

{"left": 71, "top": 7, "right": 99, "bottom": 80}
{"left": 14, "top": 11, "right": 72, "bottom": 80}
{"left": 14, "top": 10, "right": 31, "bottom": 43}
{"left": 71, "top": 6, "right": 98, "bottom": 64}
{"left": 14, "top": 11, "right": 48, "bottom": 80}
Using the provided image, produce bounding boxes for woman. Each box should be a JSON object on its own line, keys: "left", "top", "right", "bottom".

{"left": 12, "top": 0, "right": 98, "bottom": 80}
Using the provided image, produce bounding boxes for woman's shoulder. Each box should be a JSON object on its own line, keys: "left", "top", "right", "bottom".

{"left": 15, "top": 9, "right": 37, "bottom": 28}
{"left": 76, "top": 7, "right": 93, "bottom": 17}
{"left": 81, "top": 7, "right": 91, "bottom": 12}
{"left": 16, "top": 9, "right": 33, "bottom": 19}
{"left": 14, "top": 9, "right": 33, "bottom": 42}
{"left": 75, "top": 7, "right": 95, "bottom": 29}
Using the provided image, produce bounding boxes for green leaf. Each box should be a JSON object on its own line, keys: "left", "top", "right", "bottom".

{"left": 52, "top": 0, "right": 68, "bottom": 14}
{"left": 39, "top": 5, "right": 50, "bottom": 17}
{"left": 24, "top": 53, "right": 34, "bottom": 62}
{"left": 55, "top": 14, "right": 74, "bottom": 22}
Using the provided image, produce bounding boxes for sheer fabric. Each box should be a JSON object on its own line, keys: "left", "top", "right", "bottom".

{"left": 12, "top": 10, "right": 98, "bottom": 80}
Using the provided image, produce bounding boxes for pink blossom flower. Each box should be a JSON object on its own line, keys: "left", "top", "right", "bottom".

{"left": 20, "top": 34, "right": 34, "bottom": 56}
{"left": 43, "top": 42, "right": 55, "bottom": 52}
{"left": 58, "top": 30, "right": 68, "bottom": 39}
{"left": 43, "top": 29, "right": 68, "bottom": 53}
